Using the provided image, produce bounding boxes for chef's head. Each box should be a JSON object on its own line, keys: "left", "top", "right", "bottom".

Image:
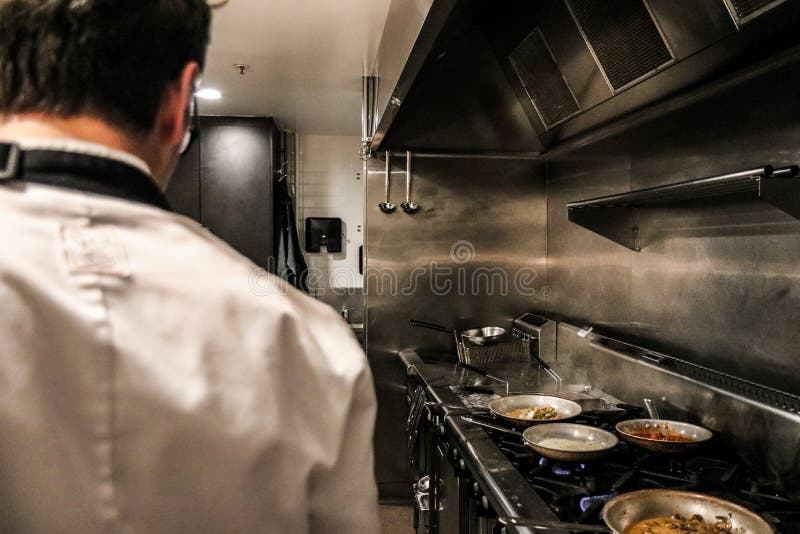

{"left": 0, "top": 0, "right": 212, "bottom": 186}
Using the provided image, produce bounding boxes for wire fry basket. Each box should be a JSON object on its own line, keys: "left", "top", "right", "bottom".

{"left": 457, "top": 334, "right": 531, "bottom": 365}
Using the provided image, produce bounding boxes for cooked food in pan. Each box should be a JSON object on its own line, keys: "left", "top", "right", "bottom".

{"left": 506, "top": 405, "right": 558, "bottom": 420}
{"left": 628, "top": 426, "right": 695, "bottom": 442}
{"left": 536, "top": 437, "right": 610, "bottom": 452}
{"left": 627, "top": 513, "right": 733, "bottom": 534}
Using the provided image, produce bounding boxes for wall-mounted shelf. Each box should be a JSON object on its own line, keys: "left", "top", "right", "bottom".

{"left": 567, "top": 165, "right": 800, "bottom": 251}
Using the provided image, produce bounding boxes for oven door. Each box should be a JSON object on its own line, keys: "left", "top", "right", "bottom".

{"left": 432, "top": 438, "right": 464, "bottom": 534}
{"left": 432, "top": 439, "right": 505, "bottom": 534}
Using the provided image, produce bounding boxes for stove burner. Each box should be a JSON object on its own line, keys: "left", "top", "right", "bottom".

{"left": 552, "top": 465, "right": 574, "bottom": 477}
{"left": 579, "top": 493, "right": 615, "bottom": 512}
{"left": 489, "top": 410, "right": 799, "bottom": 532}
{"left": 537, "top": 457, "right": 588, "bottom": 477}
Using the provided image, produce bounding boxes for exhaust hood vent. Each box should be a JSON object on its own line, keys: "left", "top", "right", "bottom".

{"left": 509, "top": 27, "right": 581, "bottom": 129}
{"left": 567, "top": 0, "right": 673, "bottom": 92}
{"left": 723, "top": 0, "right": 787, "bottom": 25}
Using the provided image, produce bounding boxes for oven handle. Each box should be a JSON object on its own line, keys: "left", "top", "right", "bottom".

{"left": 414, "top": 487, "right": 430, "bottom": 513}
{"left": 413, "top": 476, "right": 445, "bottom": 512}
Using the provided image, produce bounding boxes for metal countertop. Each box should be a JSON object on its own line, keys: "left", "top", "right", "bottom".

{"left": 398, "top": 349, "right": 563, "bottom": 534}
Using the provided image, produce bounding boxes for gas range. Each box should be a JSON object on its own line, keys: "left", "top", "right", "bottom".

{"left": 401, "top": 318, "right": 800, "bottom": 534}
{"left": 471, "top": 406, "right": 800, "bottom": 533}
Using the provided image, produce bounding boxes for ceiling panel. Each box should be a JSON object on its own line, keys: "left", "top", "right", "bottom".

{"left": 198, "top": 0, "right": 391, "bottom": 135}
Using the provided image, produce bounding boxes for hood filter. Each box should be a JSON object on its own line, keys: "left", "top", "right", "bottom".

{"left": 509, "top": 28, "right": 581, "bottom": 130}
{"left": 567, "top": 0, "right": 673, "bottom": 92}
{"left": 724, "top": 0, "right": 787, "bottom": 25}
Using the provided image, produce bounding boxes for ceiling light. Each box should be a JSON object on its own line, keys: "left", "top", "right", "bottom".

{"left": 195, "top": 88, "right": 222, "bottom": 100}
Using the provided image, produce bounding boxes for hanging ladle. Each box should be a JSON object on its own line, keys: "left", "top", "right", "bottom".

{"left": 378, "top": 150, "right": 396, "bottom": 213}
{"left": 401, "top": 150, "right": 420, "bottom": 214}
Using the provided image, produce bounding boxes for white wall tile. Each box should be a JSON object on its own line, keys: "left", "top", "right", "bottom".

{"left": 296, "top": 134, "right": 364, "bottom": 290}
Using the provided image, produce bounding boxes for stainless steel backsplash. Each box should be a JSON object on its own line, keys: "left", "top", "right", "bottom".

{"left": 555, "top": 322, "right": 800, "bottom": 489}
{"left": 365, "top": 155, "right": 548, "bottom": 494}
{"left": 545, "top": 56, "right": 800, "bottom": 395}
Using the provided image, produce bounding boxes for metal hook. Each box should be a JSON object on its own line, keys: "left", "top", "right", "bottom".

{"left": 401, "top": 150, "right": 420, "bottom": 214}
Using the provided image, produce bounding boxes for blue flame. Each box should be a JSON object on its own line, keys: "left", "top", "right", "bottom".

{"left": 579, "top": 493, "right": 616, "bottom": 512}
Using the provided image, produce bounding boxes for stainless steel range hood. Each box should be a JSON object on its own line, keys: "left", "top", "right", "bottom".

{"left": 373, "top": 0, "right": 800, "bottom": 154}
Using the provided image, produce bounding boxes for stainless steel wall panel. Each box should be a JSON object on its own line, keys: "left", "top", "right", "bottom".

{"left": 630, "top": 204, "right": 800, "bottom": 391}
{"left": 365, "top": 155, "right": 547, "bottom": 496}
{"left": 547, "top": 53, "right": 800, "bottom": 395}
{"left": 544, "top": 153, "right": 633, "bottom": 332}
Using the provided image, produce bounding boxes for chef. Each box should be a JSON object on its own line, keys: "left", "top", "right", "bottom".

{"left": 0, "top": 1, "right": 380, "bottom": 533}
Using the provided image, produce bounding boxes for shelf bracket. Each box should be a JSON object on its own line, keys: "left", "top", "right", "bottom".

{"left": 760, "top": 171, "right": 800, "bottom": 219}
{"left": 568, "top": 206, "right": 641, "bottom": 251}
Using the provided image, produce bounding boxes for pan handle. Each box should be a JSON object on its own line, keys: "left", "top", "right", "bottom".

{"left": 460, "top": 416, "right": 523, "bottom": 436}
{"left": 613, "top": 403, "right": 641, "bottom": 413}
{"left": 457, "top": 362, "right": 510, "bottom": 394}
{"left": 643, "top": 398, "right": 660, "bottom": 419}
{"left": 498, "top": 516, "right": 611, "bottom": 533}
{"left": 458, "top": 361, "right": 489, "bottom": 376}
{"left": 410, "top": 319, "right": 454, "bottom": 334}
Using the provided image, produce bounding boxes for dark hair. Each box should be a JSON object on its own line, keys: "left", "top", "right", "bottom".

{"left": 0, "top": 0, "right": 211, "bottom": 135}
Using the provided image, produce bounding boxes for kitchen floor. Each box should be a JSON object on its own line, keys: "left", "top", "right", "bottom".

{"left": 379, "top": 505, "right": 413, "bottom": 534}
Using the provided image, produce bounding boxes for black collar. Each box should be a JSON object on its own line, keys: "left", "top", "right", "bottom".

{"left": 0, "top": 142, "right": 171, "bottom": 211}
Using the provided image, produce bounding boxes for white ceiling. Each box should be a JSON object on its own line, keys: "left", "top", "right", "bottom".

{"left": 197, "top": 0, "right": 392, "bottom": 135}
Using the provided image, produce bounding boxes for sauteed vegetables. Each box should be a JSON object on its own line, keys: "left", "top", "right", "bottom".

{"left": 505, "top": 405, "right": 558, "bottom": 420}
{"left": 627, "top": 513, "right": 733, "bottom": 534}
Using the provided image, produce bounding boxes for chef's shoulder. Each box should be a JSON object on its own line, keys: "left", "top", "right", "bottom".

{"left": 152, "top": 212, "right": 366, "bottom": 374}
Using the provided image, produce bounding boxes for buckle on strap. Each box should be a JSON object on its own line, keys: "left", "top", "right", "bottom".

{"left": 0, "top": 143, "right": 21, "bottom": 182}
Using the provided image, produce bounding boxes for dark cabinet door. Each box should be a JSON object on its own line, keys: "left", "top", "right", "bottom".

{"left": 164, "top": 135, "right": 201, "bottom": 221}
{"left": 165, "top": 116, "right": 277, "bottom": 268}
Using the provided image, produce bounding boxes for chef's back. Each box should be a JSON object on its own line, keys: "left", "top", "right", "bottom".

{"left": 0, "top": 1, "right": 380, "bottom": 533}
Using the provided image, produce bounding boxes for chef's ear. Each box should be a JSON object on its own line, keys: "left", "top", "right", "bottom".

{"left": 156, "top": 62, "right": 200, "bottom": 149}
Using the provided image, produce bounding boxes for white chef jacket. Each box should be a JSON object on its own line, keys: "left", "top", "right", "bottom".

{"left": 0, "top": 139, "right": 380, "bottom": 533}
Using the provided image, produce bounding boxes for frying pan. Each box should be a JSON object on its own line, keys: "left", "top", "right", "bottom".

{"left": 615, "top": 419, "right": 713, "bottom": 453}
{"left": 487, "top": 395, "right": 582, "bottom": 428}
{"left": 522, "top": 423, "right": 618, "bottom": 462}
{"left": 461, "top": 417, "right": 615, "bottom": 463}
{"left": 615, "top": 397, "right": 712, "bottom": 453}
{"left": 498, "top": 489, "right": 774, "bottom": 533}
{"left": 410, "top": 319, "right": 507, "bottom": 346}
{"left": 602, "top": 489, "right": 774, "bottom": 534}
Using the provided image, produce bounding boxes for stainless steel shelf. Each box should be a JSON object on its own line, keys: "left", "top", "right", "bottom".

{"left": 567, "top": 165, "right": 800, "bottom": 251}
